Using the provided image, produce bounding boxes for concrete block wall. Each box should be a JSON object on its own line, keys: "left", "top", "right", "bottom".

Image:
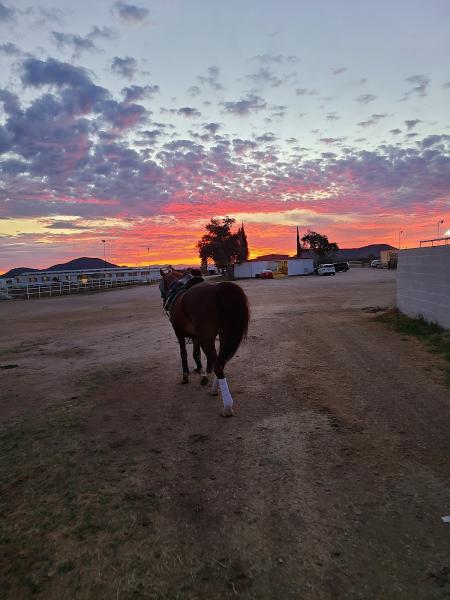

{"left": 397, "top": 245, "right": 450, "bottom": 329}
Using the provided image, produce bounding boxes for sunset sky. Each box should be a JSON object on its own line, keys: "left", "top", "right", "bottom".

{"left": 1, "top": 0, "right": 450, "bottom": 271}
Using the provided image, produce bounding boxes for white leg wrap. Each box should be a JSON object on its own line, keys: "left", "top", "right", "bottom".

{"left": 210, "top": 376, "right": 218, "bottom": 395}
{"left": 218, "top": 377, "right": 233, "bottom": 409}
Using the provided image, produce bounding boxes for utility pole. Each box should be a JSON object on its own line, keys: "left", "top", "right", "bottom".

{"left": 101, "top": 240, "right": 106, "bottom": 269}
{"left": 437, "top": 219, "right": 444, "bottom": 237}
{"left": 398, "top": 230, "right": 403, "bottom": 250}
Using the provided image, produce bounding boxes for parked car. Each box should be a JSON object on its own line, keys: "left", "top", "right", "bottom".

{"left": 333, "top": 261, "right": 350, "bottom": 272}
{"left": 317, "top": 264, "right": 336, "bottom": 276}
{"left": 260, "top": 269, "right": 274, "bottom": 279}
{"left": 370, "top": 259, "right": 382, "bottom": 268}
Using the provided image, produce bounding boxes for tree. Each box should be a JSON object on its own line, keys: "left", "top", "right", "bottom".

{"left": 301, "top": 230, "right": 339, "bottom": 264}
{"left": 236, "top": 222, "right": 249, "bottom": 263}
{"left": 197, "top": 217, "right": 244, "bottom": 275}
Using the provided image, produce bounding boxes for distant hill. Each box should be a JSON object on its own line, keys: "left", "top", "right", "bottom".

{"left": 1, "top": 257, "right": 120, "bottom": 278}
{"left": 333, "top": 244, "right": 396, "bottom": 260}
{"left": 46, "top": 257, "right": 119, "bottom": 271}
{"left": 1, "top": 267, "right": 37, "bottom": 278}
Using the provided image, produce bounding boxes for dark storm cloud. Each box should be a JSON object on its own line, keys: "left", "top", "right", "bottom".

{"left": 221, "top": 94, "right": 267, "bottom": 116}
{"left": 112, "top": 1, "right": 149, "bottom": 23}
{"left": 390, "top": 129, "right": 402, "bottom": 135}
{"left": 111, "top": 56, "right": 138, "bottom": 79}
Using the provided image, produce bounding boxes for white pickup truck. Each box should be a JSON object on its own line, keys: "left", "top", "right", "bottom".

{"left": 317, "top": 264, "right": 336, "bottom": 276}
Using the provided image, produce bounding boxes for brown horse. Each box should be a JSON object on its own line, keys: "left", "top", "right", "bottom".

{"left": 159, "top": 267, "right": 250, "bottom": 416}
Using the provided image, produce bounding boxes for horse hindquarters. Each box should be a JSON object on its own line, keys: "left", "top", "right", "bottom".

{"left": 215, "top": 282, "right": 249, "bottom": 369}
{"left": 214, "top": 283, "right": 250, "bottom": 416}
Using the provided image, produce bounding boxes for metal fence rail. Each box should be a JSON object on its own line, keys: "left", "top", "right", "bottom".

{"left": 3, "top": 277, "right": 160, "bottom": 300}
{"left": 419, "top": 236, "right": 450, "bottom": 247}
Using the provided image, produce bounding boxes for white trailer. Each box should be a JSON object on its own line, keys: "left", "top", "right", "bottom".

{"left": 287, "top": 259, "right": 314, "bottom": 276}
{"left": 234, "top": 258, "right": 313, "bottom": 278}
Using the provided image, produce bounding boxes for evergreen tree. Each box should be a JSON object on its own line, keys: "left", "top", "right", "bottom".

{"left": 296, "top": 226, "right": 302, "bottom": 257}
{"left": 237, "top": 222, "right": 249, "bottom": 263}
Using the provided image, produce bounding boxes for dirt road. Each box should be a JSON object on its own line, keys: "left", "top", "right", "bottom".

{"left": 1, "top": 270, "right": 449, "bottom": 599}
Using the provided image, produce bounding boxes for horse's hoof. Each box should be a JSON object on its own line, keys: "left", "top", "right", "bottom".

{"left": 200, "top": 376, "right": 208, "bottom": 386}
{"left": 194, "top": 367, "right": 203, "bottom": 374}
{"left": 181, "top": 374, "right": 189, "bottom": 384}
{"left": 221, "top": 407, "right": 234, "bottom": 417}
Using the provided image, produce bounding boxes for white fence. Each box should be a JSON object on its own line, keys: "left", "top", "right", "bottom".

{"left": 3, "top": 277, "right": 159, "bottom": 300}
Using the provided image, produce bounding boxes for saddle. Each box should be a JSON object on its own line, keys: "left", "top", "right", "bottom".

{"left": 164, "top": 274, "right": 204, "bottom": 317}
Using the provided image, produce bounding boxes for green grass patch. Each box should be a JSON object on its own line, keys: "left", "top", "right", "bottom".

{"left": 377, "top": 309, "right": 450, "bottom": 385}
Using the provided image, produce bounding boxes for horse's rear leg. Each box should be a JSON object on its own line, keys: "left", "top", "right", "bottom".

{"left": 201, "top": 339, "right": 233, "bottom": 417}
{"left": 176, "top": 334, "right": 189, "bottom": 384}
{"left": 192, "top": 339, "right": 205, "bottom": 377}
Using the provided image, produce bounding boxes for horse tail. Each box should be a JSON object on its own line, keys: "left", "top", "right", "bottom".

{"left": 216, "top": 282, "right": 250, "bottom": 368}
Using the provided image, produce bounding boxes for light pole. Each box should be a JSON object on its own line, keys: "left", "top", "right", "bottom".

{"left": 437, "top": 219, "right": 444, "bottom": 237}
{"left": 398, "top": 230, "right": 403, "bottom": 250}
{"left": 147, "top": 247, "right": 150, "bottom": 269}
{"left": 101, "top": 239, "right": 106, "bottom": 269}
